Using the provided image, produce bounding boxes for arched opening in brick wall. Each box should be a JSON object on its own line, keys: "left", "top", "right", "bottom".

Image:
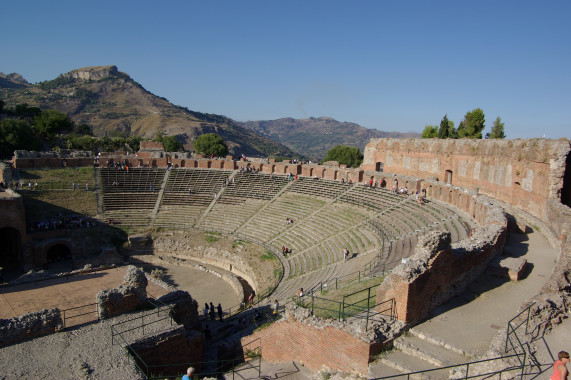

{"left": 46, "top": 243, "right": 72, "bottom": 271}
{"left": 180, "top": 160, "right": 186, "bottom": 168}
{"left": 376, "top": 162, "right": 384, "bottom": 172}
{"left": 0, "top": 227, "right": 21, "bottom": 269}
{"left": 562, "top": 153, "right": 571, "bottom": 207}
{"left": 151, "top": 160, "right": 157, "bottom": 167}
{"left": 445, "top": 170, "right": 453, "bottom": 184}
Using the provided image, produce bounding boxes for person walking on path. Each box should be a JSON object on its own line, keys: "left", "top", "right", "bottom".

{"left": 217, "top": 303, "right": 223, "bottom": 321}
{"left": 551, "top": 351, "right": 570, "bottom": 380}
{"left": 248, "top": 291, "right": 255, "bottom": 307}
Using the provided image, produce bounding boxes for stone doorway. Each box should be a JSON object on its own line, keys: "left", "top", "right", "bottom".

{"left": 46, "top": 243, "right": 73, "bottom": 273}
{"left": 0, "top": 227, "right": 21, "bottom": 270}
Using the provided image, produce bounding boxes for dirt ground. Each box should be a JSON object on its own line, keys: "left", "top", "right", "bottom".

{"left": 143, "top": 261, "right": 241, "bottom": 313}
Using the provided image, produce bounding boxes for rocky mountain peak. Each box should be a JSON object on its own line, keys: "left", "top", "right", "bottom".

{"left": 63, "top": 65, "right": 122, "bottom": 81}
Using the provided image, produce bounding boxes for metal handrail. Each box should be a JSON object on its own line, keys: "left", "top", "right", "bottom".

{"left": 373, "top": 302, "right": 541, "bottom": 379}
{"left": 371, "top": 353, "right": 526, "bottom": 379}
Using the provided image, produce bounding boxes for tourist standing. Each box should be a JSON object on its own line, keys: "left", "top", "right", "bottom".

{"left": 203, "top": 303, "right": 209, "bottom": 319}
{"left": 551, "top": 351, "right": 569, "bottom": 380}
{"left": 209, "top": 302, "right": 215, "bottom": 321}
{"left": 217, "top": 303, "right": 223, "bottom": 321}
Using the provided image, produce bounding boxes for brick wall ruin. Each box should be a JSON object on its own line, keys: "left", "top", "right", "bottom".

{"left": 362, "top": 138, "right": 570, "bottom": 222}
{"left": 243, "top": 306, "right": 404, "bottom": 376}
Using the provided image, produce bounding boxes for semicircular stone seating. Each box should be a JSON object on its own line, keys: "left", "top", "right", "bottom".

{"left": 99, "top": 168, "right": 475, "bottom": 303}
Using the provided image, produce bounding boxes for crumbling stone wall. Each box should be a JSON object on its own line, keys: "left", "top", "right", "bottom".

{"left": 129, "top": 325, "right": 202, "bottom": 378}
{"left": 13, "top": 149, "right": 93, "bottom": 168}
{"left": 96, "top": 266, "right": 148, "bottom": 319}
{"left": 376, "top": 197, "right": 507, "bottom": 324}
{"left": 0, "top": 308, "right": 63, "bottom": 347}
{"left": 243, "top": 306, "right": 405, "bottom": 376}
{"left": 0, "top": 161, "right": 12, "bottom": 184}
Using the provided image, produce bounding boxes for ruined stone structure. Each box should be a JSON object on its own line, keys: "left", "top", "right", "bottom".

{"left": 0, "top": 308, "right": 63, "bottom": 347}
{"left": 362, "top": 138, "right": 570, "bottom": 222}
{"left": 12, "top": 150, "right": 93, "bottom": 169}
{"left": 244, "top": 306, "right": 404, "bottom": 376}
{"left": 96, "top": 266, "right": 148, "bottom": 319}
{"left": 0, "top": 190, "right": 29, "bottom": 270}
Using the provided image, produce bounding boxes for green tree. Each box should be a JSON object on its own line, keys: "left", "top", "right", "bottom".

{"left": 437, "top": 114, "right": 450, "bottom": 139}
{"left": 14, "top": 103, "right": 41, "bottom": 118}
{"left": 162, "top": 135, "right": 184, "bottom": 152}
{"left": 486, "top": 117, "right": 506, "bottom": 139}
{"left": 421, "top": 125, "right": 438, "bottom": 138}
{"left": 321, "top": 145, "right": 363, "bottom": 168}
{"left": 457, "top": 108, "right": 485, "bottom": 139}
{"left": 33, "top": 110, "right": 73, "bottom": 138}
{"left": 0, "top": 119, "right": 41, "bottom": 158}
{"left": 193, "top": 133, "right": 228, "bottom": 157}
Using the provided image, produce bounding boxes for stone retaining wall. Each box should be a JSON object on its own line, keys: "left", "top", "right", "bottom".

{"left": 0, "top": 308, "right": 63, "bottom": 347}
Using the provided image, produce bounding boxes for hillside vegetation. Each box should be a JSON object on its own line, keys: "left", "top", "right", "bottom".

{"left": 0, "top": 66, "right": 300, "bottom": 158}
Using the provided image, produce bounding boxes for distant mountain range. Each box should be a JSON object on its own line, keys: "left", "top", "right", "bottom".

{"left": 239, "top": 117, "right": 417, "bottom": 160}
{"left": 1, "top": 66, "right": 416, "bottom": 160}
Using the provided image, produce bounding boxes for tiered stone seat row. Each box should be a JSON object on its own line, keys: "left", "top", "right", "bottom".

{"left": 238, "top": 193, "right": 327, "bottom": 241}
{"left": 268, "top": 203, "right": 374, "bottom": 254}
{"left": 153, "top": 206, "right": 204, "bottom": 230}
{"left": 100, "top": 168, "right": 165, "bottom": 211}
{"left": 288, "top": 177, "right": 351, "bottom": 198}
{"left": 164, "top": 168, "right": 232, "bottom": 194}
{"left": 105, "top": 210, "right": 152, "bottom": 231}
{"left": 221, "top": 172, "right": 289, "bottom": 200}
{"left": 198, "top": 198, "right": 267, "bottom": 234}
{"left": 100, "top": 168, "right": 165, "bottom": 192}
{"left": 103, "top": 192, "right": 159, "bottom": 210}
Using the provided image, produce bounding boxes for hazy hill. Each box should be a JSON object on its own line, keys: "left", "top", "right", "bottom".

{"left": 0, "top": 66, "right": 299, "bottom": 158}
{"left": 239, "top": 117, "right": 418, "bottom": 160}
{"left": 0, "top": 72, "right": 29, "bottom": 89}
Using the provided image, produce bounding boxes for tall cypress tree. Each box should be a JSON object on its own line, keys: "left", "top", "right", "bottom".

{"left": 438, "top": 114, "right": 450, "bottom": 139}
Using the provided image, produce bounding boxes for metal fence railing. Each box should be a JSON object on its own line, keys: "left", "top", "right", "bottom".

{"left": 371, "top": 301, "right": 554, "bottom": 379}
{"left": 61, "top": 303, "right": 99, "bottom": 329}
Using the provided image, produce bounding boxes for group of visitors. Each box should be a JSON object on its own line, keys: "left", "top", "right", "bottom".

{"left": 239, "top": 166, "right": 257, "bottom": 174}
{"left": 203, "top": 302, "right": 224, "bottom": 322}
{"left": 285, "top": 218, "right": 294, "bottom": 225}
{"left": 281, "top": 246, "right": 291, "bottom": 256}
{"left": 28, "top": 214, "right": 97, "bottom": 232}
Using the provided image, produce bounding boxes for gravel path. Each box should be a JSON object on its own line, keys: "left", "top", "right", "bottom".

{"left": 0, "top": 308, "right": 174, "bottom": 380}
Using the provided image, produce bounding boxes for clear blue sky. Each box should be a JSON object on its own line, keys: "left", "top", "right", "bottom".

{"left": 2, "top": 0, "right": 570, "bottom": 139}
